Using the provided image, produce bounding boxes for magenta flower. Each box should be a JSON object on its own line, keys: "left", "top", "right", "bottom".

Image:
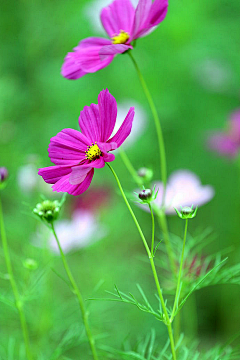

{"left": 208, "top": 109, "right": 240, "bottom": 158}
{"left": 62, "top": 0, "right": 168, "bottom": 79}
{"left": 38, "top": 89, "right": 134, "bottom": 195}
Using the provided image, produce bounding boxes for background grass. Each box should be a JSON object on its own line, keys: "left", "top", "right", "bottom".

{"left": 0, "top": 0, "right": 240, "bottom": 358}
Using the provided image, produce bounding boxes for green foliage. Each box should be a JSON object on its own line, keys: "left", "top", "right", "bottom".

{"left": 101, "top": 331, "right": 240, "bottom": 360}
{"left": 89, "top": 284, "right": 171, "bottom": 322}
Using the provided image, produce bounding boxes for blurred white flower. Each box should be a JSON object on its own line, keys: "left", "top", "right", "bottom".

{"left": 33, "top": 210, "right": 107, "bottom": 254}
{"left": 83, "top": 0, "right": 139, "bottom": 35}
{"left": 17, "top": 158, "right": 53, "bottom": 195}
{"left": 114, "top": 100, "right": 148, "bottom": 150}
{"left": 137, "top": 170, "right": 215, "bottom": 215}
{"left": 193, "top": 59, "right": 233, "bottom": 93}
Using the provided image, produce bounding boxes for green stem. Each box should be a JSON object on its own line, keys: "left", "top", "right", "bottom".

{"left": 107, "top": 163, "right": 176, "bottom": 360}
{"left": 149, "top": 204, "right": 155, "bottom": 256}
{"left": 118, "top": 149, "right": 175, "bottom": 275}
{"left": 128, "top": 51, "right": 167, "bottom": 201}
{"left": 51, "top": 223, "right": 99, "bottom": 360}
{"left": 0, "top": 194, "right": 33, "bottom": 360}
{"left": 153, "top": 206, "right": 176, "bottom": 275}
{"left": 119, "top": 150, "right": 142, "bottom": 187}
{"left": 171, "top": 219, "right": 188, "bottom": 321}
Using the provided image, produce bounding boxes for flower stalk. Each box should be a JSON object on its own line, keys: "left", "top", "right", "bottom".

{"left": 171, "top": 218, "right": 188, "bottom": 321}
{"left": 118, "top": 149, "right": 175, "bottom": 275}
{"left": 107, "top": 163, "right": 176, "bottom": 360}
{"left": 0, "top": 194, "right": 33, "bottom": 360}
{"left": 128, "top": 50, "right": 167, "bottom": 202}
{"left": 50, "top": 223, "right": 99, "bottom": 360}
{"left": 149, "top": 204, "right": 155, "bottom": 257}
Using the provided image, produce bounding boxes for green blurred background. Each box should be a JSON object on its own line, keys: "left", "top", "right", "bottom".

{"left": 0, "top": 0, "right": 240, "bottom": 358}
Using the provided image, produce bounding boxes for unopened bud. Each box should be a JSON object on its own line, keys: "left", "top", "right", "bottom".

{"left": 0, "top": 168, "right": 8, "bottom": 189}
{"left": 175, "top": 206, "right": 198, "bottom": 219}
{"left": 137, "top": 167, "right": 153, "bottom": 182}
{"left": 33, "top": 199, "right": 61, "bottom": 223}
{"left": 139, "top": 189, "right": 152, "bottom": 201}
{"left": 23, "top": 258, "right": 38, "bottom": 270}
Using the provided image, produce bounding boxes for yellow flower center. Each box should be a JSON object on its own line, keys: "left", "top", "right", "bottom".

{"left": 85, "top": 143, "right": 102, "bottom": 161}
{"left": 111, "top": 30, "right": 130, "bottom": 44}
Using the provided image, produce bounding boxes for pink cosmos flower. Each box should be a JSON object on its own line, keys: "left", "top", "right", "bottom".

{"left": 62, "top": 0, "right": 168, "bottom": 79}
{"left": 208, "top": 109, "right": 240, "bottom": 158}
{"left": 38, "top": 89, "right": 135, "bottom": 196}
{"left": 33, "top": 210, "right": 107, "bottom": 254}
{"left": 137, "top": 170, "right": 214, "bottom": 215}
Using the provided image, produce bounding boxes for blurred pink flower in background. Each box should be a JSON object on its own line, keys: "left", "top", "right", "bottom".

{"left": 137, "top": 170, "right": 214, "bottom": 214}
{"left": 33, "top": 210, "right": 107, "bottom": 254}
{"left": 208, "top": 109, "right": 240, "bottom": 158}
{"left": 62, "top": 0, "right": 168, "bottom": 79}
{"left": 38, "top": 89, "right": 135, "bottom": 196}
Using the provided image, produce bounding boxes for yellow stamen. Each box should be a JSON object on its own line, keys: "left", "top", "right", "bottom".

{"left": 85, "top": 143, "right": 102, "bottom": 161}
{"left": 112, "top": 30, "right": 130, "bottom": 45}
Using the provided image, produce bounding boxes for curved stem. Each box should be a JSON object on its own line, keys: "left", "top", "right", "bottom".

{"left": 171, "top": 219, "right": 188, "bottom": 321}
{"left": 107, "top": 163, "right": 176, "bottom": 360}
{"left": 149, "top": 204, "right": 155, "bottom": 256}
{"left": 118, "top": 150, "right": 176, "bottom": 275}
{"left": 128, "top": 51, "right": 167, "bottom": 201}
{"left": 51, "top": 223, "right": 99, "bottom": 360}
{"left": 0, "top": 194, "right": 33, "bottom": 360}
{"left": 119, "top": 150, "right": 142, "bottom": 187}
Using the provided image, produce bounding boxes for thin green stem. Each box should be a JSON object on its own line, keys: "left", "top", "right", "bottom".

{"left": 51, "top": 223, "right": 99, "bottom": 360}
{"left": 171, "top": 219, "right": 188, "bottom": 321}
{"left": 0, "top": 194, "right": 33, "bottom": 360}
{"left": 149, "top": 204, "right": 155, "bottom": 256}
{"left": 107, "top": 163, "right": 176, "bottom": 360}
{"left": 153, "top": 205, "right": 176, "bottom": 275}
{"left": 128, "top": 51, "right": 167, "bottom": 200}
{"left": 118, "top": 149, "right": 176, "bottom": 275}
{"left": 119, "top": 150, "right": 142, "bottom": 187}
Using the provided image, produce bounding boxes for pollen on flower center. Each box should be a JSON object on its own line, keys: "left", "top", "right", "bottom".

{"left": 111, "top": 30, "right": 130, "bottom": 44}
{"left": 85, "top": 143, "right": 102, "bottom": 161}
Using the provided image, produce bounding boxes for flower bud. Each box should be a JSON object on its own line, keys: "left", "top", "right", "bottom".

{"left": 137, "top": 167, "right": 153, "bottom": 182}
{"left": 0, "top": 167, "right": 8, "bottom": 190}
{"left": 0, "top": 167, "right": 8, "bottom": 182}
{"left": 175, "top": 206, "right": 198, "bottom": 219}
{"left": 33, "top": 199, "right": 61, "bottom": 223}
{"left": 23, "top": 258, "right": 38, "bottom": 270}
{"left": 139, "top": 189, "right": 152, "bottom": 201}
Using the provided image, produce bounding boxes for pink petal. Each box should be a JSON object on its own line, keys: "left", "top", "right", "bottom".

{"left": 99, "top": 44, "right": 132, "bottom": 58}
{"left": 79, "top": 103, "right": 102, "bottom": 142}
{"left": 69, "top": 158, "right": 106, "bottom": 185}
{"left": 74, "top": 37, "right": 112, "bottom": 50}
{"left": 38, "top": 165, "right": 72, "bottom": 184}
{"left": 61, "top": 54, "right": 87, "bottom": 79}
{"left": 98, "top": 142, "right": 118, "bottom": 152}
{"left": 77, "top": 47, "right": 114, "bottom": 73}
{"left": 98, "top": 89, "right": 118, "bottom": 142}
{"left": 131, "top": 0, "right": 168, "bottom": 40}
{"left": 52, "top": 169, "right": 94, "bottom": 196}
{"left": 100, "top": 0, "right": 135, "bottom": 38}
{"left": 107, "top": 107, "right": 135, "bottom": 147}
{"left": 102, "top": 152, "right": 115, "bottom": 162}
{"left": 61, "top": 38, "right": 114, "bottom": 79}
{"left": 48, "top": 128, "right": 91, "bottom": 165}
{"left": 131, "top": 0, "right": 152, "bottom": 40}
